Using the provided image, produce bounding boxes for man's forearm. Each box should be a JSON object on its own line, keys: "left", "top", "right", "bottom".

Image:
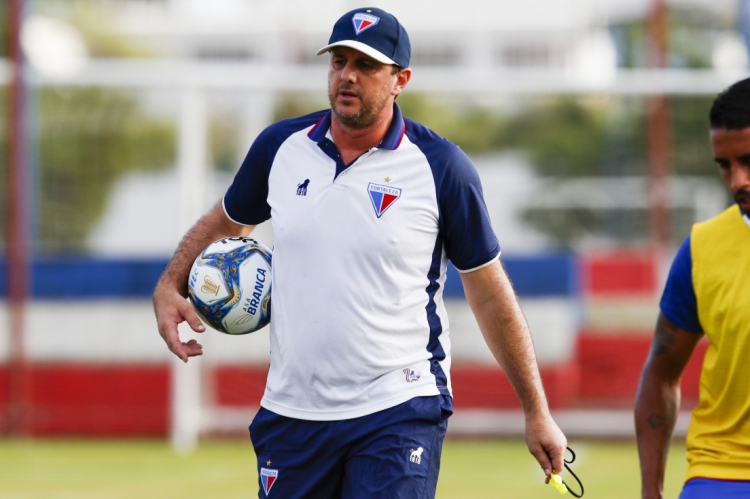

{"left": 462, "top": 262, "right": 548, "bottom": 415}
{"left": 634, "top": 314, "right": 701, "bottom": 499}
{"left": 156, "top": 202, "right": 252, "bottom": 297}
{"left": 482, "top": 300, "right": 546, "bottom": 415}
{"left": 461, "top": 261, "right": 567, "bottom": 476}
{"left": 635, "top": 363, "right": 679, "bottom": 499}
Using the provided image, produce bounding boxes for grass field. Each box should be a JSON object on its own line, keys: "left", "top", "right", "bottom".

{"left": 0, "top": 438, "right": 689, "bottom": 498}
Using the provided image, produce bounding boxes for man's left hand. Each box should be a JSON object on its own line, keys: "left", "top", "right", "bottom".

{"left": 525, "top": 412, "right": 568, "bottom": 483}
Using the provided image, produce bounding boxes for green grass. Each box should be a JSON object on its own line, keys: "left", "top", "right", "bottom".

{"left": 439, "top": 439, "right": 688, "bottom": 499}
{"left": 0, "top": 438, "right": 688, "bottom": 498}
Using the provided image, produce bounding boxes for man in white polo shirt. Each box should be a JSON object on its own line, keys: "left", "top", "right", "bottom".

{"left": 153, "top": 7, "right": 567, "bottom": 498}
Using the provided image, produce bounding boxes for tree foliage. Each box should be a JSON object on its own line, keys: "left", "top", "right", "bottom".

{"left": 0, "top": 88, "right": 175, "bottom": 255}
{"left": 397, "top": 94, "right": 506, "bottom": 153}
{"left": 0, "top": 2, "right": 7, "bottom": 58}
{"left": 502, "top": 97, "right": 607, "bottom": 177}
{"left": 37, "top": 88, "right": 175, "bottom": 253}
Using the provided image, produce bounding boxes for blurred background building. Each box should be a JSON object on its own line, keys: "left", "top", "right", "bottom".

{"left": 0, "top": 0, "right": 746, "bottom": 444}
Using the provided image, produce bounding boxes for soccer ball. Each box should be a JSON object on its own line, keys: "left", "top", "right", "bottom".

{"left": 187, "top": 237, "right": 272, "bottom": 335}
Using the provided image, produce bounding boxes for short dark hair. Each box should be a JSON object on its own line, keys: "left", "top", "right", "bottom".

{"left": 710, "top": 77, "right": 750, "bottom": 130}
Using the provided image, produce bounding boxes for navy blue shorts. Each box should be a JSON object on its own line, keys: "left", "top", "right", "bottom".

{"left": 679, "top": 478, "right": 750, "bottom": 498}
{"left": 249, "top": 395, "right": 452, "bottom": 499}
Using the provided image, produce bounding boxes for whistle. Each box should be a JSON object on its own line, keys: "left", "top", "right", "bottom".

{"left": 549, "top": 473, "right": 568, "bottom": 495}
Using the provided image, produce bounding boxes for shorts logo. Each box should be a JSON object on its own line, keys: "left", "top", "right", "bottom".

{"left": 403, "top": 367, "right": 421, "bottom": 382}
{"left": 260, "top": 467, "right": 278, "bottom": 495}
{"left": 410, "top": 447, "right": 424, "bottom": 465}
{"left": 368, "top": 182, "right": 402, "bottom": 218}
{"left": 352, "top": 13, "right": 379, "bottom": 35}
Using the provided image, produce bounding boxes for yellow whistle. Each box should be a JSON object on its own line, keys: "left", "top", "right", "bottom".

{"left": 549, "top": 473, "right": 568, "bottom": 495}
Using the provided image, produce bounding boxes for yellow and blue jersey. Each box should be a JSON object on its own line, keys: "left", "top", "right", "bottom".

{"left": 660, "top": 205, "right": 750, "bottom": 482}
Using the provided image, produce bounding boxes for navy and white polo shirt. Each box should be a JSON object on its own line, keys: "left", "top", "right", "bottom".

{"left": 223, "top": 103, "right": 500, "bottom": 421}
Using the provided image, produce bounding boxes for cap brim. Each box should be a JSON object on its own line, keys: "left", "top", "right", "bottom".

{"left": 316, "top": 40, "right": 397, "bottom": 65}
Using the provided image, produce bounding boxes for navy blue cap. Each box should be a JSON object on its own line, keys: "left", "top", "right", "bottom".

{"left": 316, "top": 7, "right": 410, "bottom": 68}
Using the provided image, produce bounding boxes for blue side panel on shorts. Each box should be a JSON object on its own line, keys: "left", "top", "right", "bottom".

{"left": 224, "top": 110, "right": 327, "bottom": 225}
{"left": 680, "top": 478, "right": 750, "bottom": 499}
{"left": 425, "top": 234, "right": 450, "bottom": 397}
{"left": 660, "top": 235, "right": 702, "bottom": 333}
{"left": 404, "top": 120, "right": 501, "bottom": 272}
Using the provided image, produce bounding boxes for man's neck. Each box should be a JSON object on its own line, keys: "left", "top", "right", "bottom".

{"left": 330, "top": 106, "right": 393, "bottom": 164}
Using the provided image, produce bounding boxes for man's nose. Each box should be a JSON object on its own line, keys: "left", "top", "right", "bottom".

{"left": 730, "top": 164, "right": 750, "bottom": 191}
{"left": 341, "top": 61, "right": 357, "bottom": 82}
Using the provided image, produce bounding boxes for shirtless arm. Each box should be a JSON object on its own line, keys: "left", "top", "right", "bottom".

{"left": 635, "top": 313, "right": 703, "bottom": 499}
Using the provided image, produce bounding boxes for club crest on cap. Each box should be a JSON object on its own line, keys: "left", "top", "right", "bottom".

{"left": 352, "top": 12, "right": 379, "bottom": 35}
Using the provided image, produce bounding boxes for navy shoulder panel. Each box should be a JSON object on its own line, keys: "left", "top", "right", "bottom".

{"left": 224, "top": 111, "right": 327, "bottom": 225}
{"left": 404, "top": 119, "right": 501, "bottom": 271}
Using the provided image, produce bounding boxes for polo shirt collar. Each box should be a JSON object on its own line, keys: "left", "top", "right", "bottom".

{"left": 307, "top": 103, "right": 406, "bottom": 151}
{"left": 379, "top": 103, "right": 407, "bottom": 150}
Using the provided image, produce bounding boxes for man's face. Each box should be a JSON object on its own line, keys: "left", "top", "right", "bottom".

{"left": 711, "top": 127, "right": 750, "bottom": 213}
{"left": 328, "top": 47, "right": 400, "bottom": 130}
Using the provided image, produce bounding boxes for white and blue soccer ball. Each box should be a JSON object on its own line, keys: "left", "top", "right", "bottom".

{"left": 187, "top": 237, "right": 272, "bottom": 335}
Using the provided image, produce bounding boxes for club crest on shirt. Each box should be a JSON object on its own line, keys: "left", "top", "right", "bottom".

{"left": 352, "top": 13, "right": 379, "bottom": 35}
{"left": 368, "top": 182, "right": 402, "bottom": 218}
{"left": 260, "top": 467, "right": 278, "bottom": 495}
{"left": 403, "top": 367, "right": 421, "bottom": 382}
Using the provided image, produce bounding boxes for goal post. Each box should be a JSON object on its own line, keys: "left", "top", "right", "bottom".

{"left": 172, "top": 86, "right": 208, "bottom": 453}
{"left": 171, "top": 86, "right": 277, "bottom": 451}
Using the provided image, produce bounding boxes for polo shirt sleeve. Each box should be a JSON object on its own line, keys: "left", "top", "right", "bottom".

{"left": 223, "top": 126, "right": 276, "bottom": 226}
{"left": 659, "top": 235, "right": 702, "bottom": 333}
{"left": 438, "top": 146, "right": 501, "bottom": 272}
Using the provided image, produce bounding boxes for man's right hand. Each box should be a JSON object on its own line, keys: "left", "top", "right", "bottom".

{"left": 152, "top": 202, "right": 254, "bottom": 361}
{"left": 153, "top": 284, "right": 206, "bottom": 363}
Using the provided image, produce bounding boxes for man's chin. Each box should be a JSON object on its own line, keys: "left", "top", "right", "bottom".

{"left": 332, "top": 103, "right": 360, "bottom": 117}
{"left": 335, "top": 110, "right": 359, "bottom": 120}
{"left": 332, "top": 108, "right": 369, "bottom": 129}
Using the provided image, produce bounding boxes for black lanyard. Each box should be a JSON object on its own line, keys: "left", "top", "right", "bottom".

{"left": 560, "top": 447, "right": 584, "bottom": 498}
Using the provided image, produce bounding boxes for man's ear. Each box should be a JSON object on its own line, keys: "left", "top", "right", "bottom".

{"left": 392, "top": 68, "right": 412, "bottom": 97}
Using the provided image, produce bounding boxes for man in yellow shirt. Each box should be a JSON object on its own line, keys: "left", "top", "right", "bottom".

{"left": 635, "top": 78, "right": 750, "bottom": 498}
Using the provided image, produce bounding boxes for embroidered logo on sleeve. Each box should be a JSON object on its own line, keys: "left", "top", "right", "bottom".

{"left": 260, "top": 467, "right": 279, "bottom": 495}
